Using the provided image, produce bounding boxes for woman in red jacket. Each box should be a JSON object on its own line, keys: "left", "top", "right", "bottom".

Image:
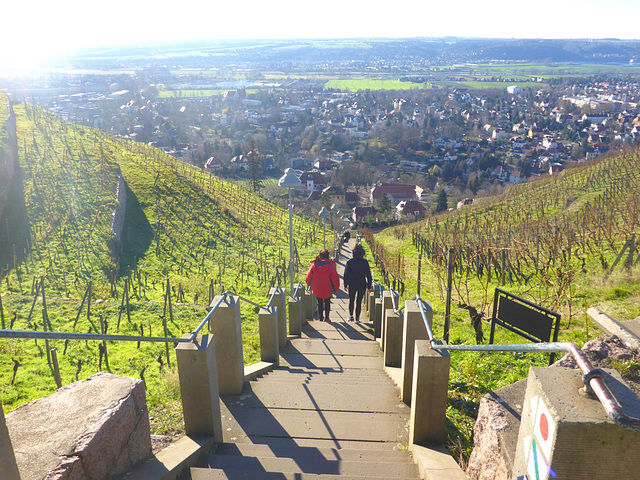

{"left": 305, "top": 249, "right": 340, "bottom": 322}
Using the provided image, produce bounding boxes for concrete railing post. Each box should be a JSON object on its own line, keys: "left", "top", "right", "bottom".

{"left": 176, "top": 335, "right": 223, "bottom": 442}
{"left": 367, "top": 290, "right": 376, "bottom": 320}
{"left": 303, "top": 289, "right": 313, "bottom": 323}
{"left": 259, "top": 307, "right": 279, "bottom": 364}
{"left": 373, "top": 298, "right": 383, "bottom": 339}
{"left": 288, "top": 295, "right": 302, "bottom": 337}
{"left": 383, "top": 309, "right": 403, "bottom": 367}
{"left": 269, "top": 287, "right": 287, "bottom": 349}
{"left": 381, "top": 290, "right": 398, "bottom": 351}
{"left": 513, "top": 366, "right": 640, "bottom": 479}
{"left": 208, "top": 295, "right": 244, "bottom": 395}
{"left": 409, "top": 340, "right": 450, "bottom": 445}
{"left": 401, "top": 299, "right": 432, "bottom": 404}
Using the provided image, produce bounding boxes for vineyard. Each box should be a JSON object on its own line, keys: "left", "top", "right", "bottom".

{"left": 370, "top": 149, "right": 640, "bottom": 460}
{"left": 0, "top": 100, "right": 326, "bottom": 434}
{"left": 374, "top": 150, "right": 640, "bottom": 321}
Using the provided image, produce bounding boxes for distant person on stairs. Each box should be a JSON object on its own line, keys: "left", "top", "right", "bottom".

{"left": 343, "top": 243, "right": 372, "bottom": 322}
{"left": 305, "top": 249, "right": 340, "bottom": 322}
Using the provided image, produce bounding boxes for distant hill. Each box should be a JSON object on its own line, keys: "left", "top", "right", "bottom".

{"left": 70, "top": 38, "right": 640, "bottom": 70}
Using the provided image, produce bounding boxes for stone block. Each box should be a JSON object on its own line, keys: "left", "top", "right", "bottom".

{"left": 303, "top": 290, "right": 313, "bottom": 322}
{"left": 465, "top": 379, "right": 526, "bottom": 480}
{"left": 288, "top": 297, "right": 302, "bottom": 337}
{"left": 381, "top": 290, "right": 397, "bottom": 350}
{"left": 383, "top": 310, "right": 403, "bottom": 367}
{"left": 176, "top": 335, "right": 223, "bottom": 441}
{"left": 374, "top": 298, "right": 383, "bottom": 338}
{"left": 269, "top": 288, "right": 287, "bottom": 349}
{"left": 410, "top": 340, "right": 450, "bottom": 445}
{"left": 0, "top": 402, "right": 19, "bottom": 480}
{"left": 259, "top": 308, "right": 279, "bottom": 364}
{"left": 401, "top": 299, "right": 432, "bottom": 404}
{"left": 208, "top": 295, "right": 244, "bottom": 395}
{"left": 513, "top": 366, "right": 640, "bottom": 480}
{"left": 6, "top": 372, "right": 151, "bottom": 480}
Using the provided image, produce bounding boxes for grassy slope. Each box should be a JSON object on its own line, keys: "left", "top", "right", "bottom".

{"left": 371, "top": 149, "right": 640, "bottom": 462}
{"left": 0, "top": 104, "right": 325, "bottom": 435}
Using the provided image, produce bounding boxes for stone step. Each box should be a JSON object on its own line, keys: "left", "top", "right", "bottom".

{"left": 190, "top": 469, "right": 419, "bottom": 480}
{"left": 255, "top": 375, "right": 396, "bottom": 386}
{"left": 192, "top": 453, "right": 419, "bottom": 477}
{"left": 224, "top": 381, "right": 407, "bottom": 413}
{"left": 280, "top": 352, "right": 383, "bottom": 370}
{"left": 217, "top": 436, "right": 406, "bottom": 452}
{"left": 261, "top": 369, "right": 392, "bottom": 383}
{"left": 212, "top": 442, "right": 412, "bottom": 463}
{"left": 220, "top": 405, "right": 409, "bottom": 443}
{"left": 285, "top": 339, "right": 382, "bottom": 357}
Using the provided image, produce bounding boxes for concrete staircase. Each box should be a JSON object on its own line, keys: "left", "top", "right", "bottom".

{"left": 185, "top": 319, "right": 420, "bottom": 479}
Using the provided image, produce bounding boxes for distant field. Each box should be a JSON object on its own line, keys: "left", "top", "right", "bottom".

{"left": 158, "top": 89, "right": 260, "bottom": 98}
{"left": 439, "top": 80, "right": 549, "bottom": 89}
{"left": 433, "top": 62, "right": 640, "bottom": 77}
{"left": 324, "top": 79, "right": 429, "bottom": 91}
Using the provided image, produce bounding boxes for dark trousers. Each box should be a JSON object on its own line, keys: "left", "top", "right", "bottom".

{"left": 316, "top": 297, "right": 331, "bottom": 319}
{"left": 348, "top": 286, "right": 366, "bottom": 321}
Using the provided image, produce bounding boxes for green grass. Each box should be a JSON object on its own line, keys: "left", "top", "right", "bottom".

{"left": 324, "top": 79, "right": 430, "bottom": 92}
{"left": 367, "top": 148, "right": 640, "bottom": 462}
{"left": 0, "top": 103, "right": 328, "bottom": 435}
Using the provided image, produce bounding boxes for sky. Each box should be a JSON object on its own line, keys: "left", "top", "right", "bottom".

{"left": 1, "top": 0, "right": 640, "bottom": 70}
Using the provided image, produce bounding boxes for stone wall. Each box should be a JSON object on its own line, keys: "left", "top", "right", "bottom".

{"left": 111, "top": 172, "right": 127, "bottom": 251}
{"left": 6, "top": 372, "right": 152, "bottom": 480}
{"left": 0, "top": 94, "right": 18, "bottom": 219}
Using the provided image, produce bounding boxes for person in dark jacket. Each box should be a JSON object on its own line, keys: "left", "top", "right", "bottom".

{"left": 343, "top": 243, "right": 372, "bottom": 322}
{"left": 305, "top": 249, "right": 340, "bottom": 322}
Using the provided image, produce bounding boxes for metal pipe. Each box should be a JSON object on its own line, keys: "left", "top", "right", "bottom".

{"left": 265, "top": 286, "right": 281, "bottom": 309}
{"left": 188, "top": 291, "right": 230, "bottom": 341}
{"left": 0, "top": 329, "right": 191, "bottom": 344}
{"left": 413, "top": 295, "right": 640, "bottom": 431}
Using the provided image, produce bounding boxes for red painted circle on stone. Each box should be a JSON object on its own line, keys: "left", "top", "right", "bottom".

{"left": 539, "top": 412, "right": 549, "bottom": 441}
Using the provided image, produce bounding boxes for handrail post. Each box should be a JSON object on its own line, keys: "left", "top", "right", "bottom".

{"left": 259, "top": 307, "right": 279, "bottom": 364}
{"left": 410, "top": 340, "right": 450, "bottom": 445}
{"left": 303, "top": 288, "right": 314, "bottom": 323}
{"left": 401, "top": 299, "right": 432, "bottom": 404}
{"left": 176, "top": 334, "right": 223, "bottom": 442}
{"left": 288, "top": 292, "right": 302, "bottom": 337}
{"left": 269, "top": 287, "right": 287, "bottom": 349}
{"left": 383, "top": 308, "right": 403, "bottom": 367}
{"left": 380, "top": 290, "right": 398, "bottom": 351}
{"left": 208, "top": 295, "right": 244, "bottom": 395}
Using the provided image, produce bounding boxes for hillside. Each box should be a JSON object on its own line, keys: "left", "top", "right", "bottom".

{"left": 2, "top": 103, "right": 322, "bottom": 300}
{"left": 369, "top": 149, "right": 640, "bottom": 460}
{"left": 0, "top": 102, "right": 325, "bottom": 433}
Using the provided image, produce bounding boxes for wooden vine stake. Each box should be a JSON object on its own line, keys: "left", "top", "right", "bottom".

{"left": 51, "top": 347, "right": 62, "bottom": 388}
{"left": 162, "top": 278, "right": 172, "bottom": 368}
{"left": 40, "top": 277, "right": 52, "bottom": 367}
{"left": 99, "top": 314, "right": 109, "bottom": 371}
{"left": 73, "top": 283, "right": 91, "bottom": 330}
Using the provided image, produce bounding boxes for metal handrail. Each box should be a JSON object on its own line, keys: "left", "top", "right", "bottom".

{"left": 414, "top": 294, "right": 640, "bottom": 430}
{"left": 189, "top": 290, "right": 230, "bottom": 341}
{"left": 0, "top": 285, "right": 295, "bottom": 345}
{"left": 0, "top": 329, "right": 192, "bottom": 344}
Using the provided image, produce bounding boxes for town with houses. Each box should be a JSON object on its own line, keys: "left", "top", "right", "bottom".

{"left": 5, "top": 68, "right": 640, "bottom": 223}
